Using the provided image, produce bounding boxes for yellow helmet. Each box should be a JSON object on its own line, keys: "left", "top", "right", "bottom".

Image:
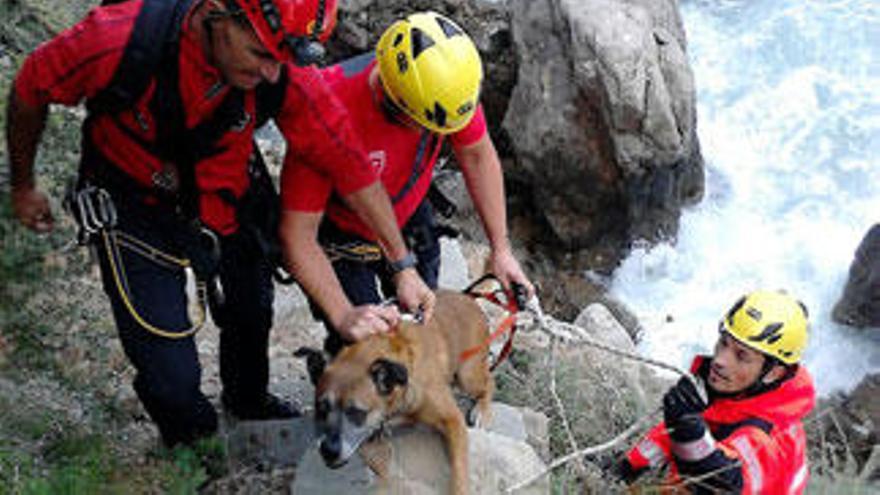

{"left": 720, "top": 290, "right": 809, "bottom": 365}
{"left": 376, "top": 11, "right": 483, "bottom": 134}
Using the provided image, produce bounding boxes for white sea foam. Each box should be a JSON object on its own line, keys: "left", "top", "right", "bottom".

{"left": 608, "top": 0, "right": 880, "bottom": 395}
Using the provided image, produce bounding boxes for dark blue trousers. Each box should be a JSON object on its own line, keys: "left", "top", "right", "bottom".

{"left": 318, "top": 201, "right": 441, "bottom": 354}
{"left": 96, "top": 200, "right": 273, "bottom": 446}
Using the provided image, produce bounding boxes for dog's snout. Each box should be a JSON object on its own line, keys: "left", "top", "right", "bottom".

{"left": 319, "top": 435, "right": 344, "bottom": 467}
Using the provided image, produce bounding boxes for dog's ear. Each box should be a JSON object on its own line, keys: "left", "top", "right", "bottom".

{"left": 369, "top": 358, "right": 408, "bottom": 396}
{"left": 294, "top": 347, "right": 327, "bottom": 385}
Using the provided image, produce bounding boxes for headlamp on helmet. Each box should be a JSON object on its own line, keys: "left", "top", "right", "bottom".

{"left": 227, "top": 0, "right": 338, "bottom": 65}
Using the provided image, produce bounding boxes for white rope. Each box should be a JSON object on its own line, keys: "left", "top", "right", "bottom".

{"left": 501, "top": 297, "right": 706, "bottom": 493}
{"left": 518, "top": 298, "right": 691, "bottom": 378}
{"left": 505, "top": 407, "right": 661, "bottom": 493}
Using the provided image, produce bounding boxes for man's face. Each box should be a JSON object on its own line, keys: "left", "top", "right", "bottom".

{"left": 708, "top": 332, "right": 767, "bottom": 394}
{"left": 212, "top": 17, "right": 282, "bottom": 90}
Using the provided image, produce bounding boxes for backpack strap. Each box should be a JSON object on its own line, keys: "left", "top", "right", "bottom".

{"left": 339, "top": 52, "right": 376, "bottom": 78}
{"left": 390, "top": 131, "right": 441, "bottom": 204}
{"left": 255, "top": 64, "right": 288, "bottom": 129}
{"left": 87, "top": 0, "right": 195, "bottom": 115}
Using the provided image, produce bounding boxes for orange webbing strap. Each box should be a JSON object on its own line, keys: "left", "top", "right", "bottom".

{"left": 458, "top": 312, "right": 518, "bottom": 366}
{"left": 459, "top": 274, "right": 522, "bottom": 368}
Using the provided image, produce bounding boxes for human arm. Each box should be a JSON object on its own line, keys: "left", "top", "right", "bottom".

{"left": 277, "top": 65, "right": 435, "bottom": 321}
{"left": 454, "top": 132, "right": 533, "bottom": 297}
{"left": 6, "top": 5, "right": 133, "bottom": 232}
{"left": 341, "top": 182, "right": 435, "bottom": 321}
{"left": 6, "top": 88, "right": 52, "bottom": 232}
{"left": 663, "top": 377, "right": 747, "bottom": 494}
{"left": 279, "top": 208, "right": 401, "bottom": 340}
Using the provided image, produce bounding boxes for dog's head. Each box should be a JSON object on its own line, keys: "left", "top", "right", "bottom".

{"left": 295, "top": 346, "right": 409, "bottom": 468}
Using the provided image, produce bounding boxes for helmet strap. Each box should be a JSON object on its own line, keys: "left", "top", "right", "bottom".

{"left": 373, "top": 78, "right": 406, "bottom": 126}
{"left": 740, "top": 357, "right": 795, "bottom": 398}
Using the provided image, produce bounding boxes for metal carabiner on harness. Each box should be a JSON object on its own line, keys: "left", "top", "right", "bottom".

{"left": 194, "top": 225, "right": 225, "bottom": 306}
{"left": 64, "top": 181, "right": 118, "bottom": 243}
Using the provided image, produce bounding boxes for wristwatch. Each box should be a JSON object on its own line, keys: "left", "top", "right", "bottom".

{"left": 388, "top": 252, "right": 417, "bottom": 274}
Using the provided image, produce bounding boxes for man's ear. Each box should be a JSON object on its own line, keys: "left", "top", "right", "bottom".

{"left": 762, "top": 363, "right": 789, "bottom": 384}
{"left": 294, "top": 347, "right": 327, "bottom": 385}
{"left": 369, "top": 358, "right": 408, "bottom": 396}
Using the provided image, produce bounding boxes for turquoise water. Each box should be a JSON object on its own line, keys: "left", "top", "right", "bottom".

{"left": 609, "top": 0, "right": 880, "bottom": 394}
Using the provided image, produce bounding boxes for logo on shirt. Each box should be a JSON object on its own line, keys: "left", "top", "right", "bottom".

{"left": 368, "top": 150, "right": 387, "bottom": 174}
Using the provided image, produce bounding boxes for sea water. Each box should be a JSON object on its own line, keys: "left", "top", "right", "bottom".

{"left": 608, "top": 0, "right": 880, "bottom": 395}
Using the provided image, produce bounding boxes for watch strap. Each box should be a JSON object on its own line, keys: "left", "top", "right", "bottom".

{"left": 388, "top": 251, "right": 417, "bottom": 274}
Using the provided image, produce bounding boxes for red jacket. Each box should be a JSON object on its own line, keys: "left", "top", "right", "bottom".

{"left": 626, "top": 356, "right": 815, "bottom": 494}
{"left": 14, "top": 1, "right": 373, "bottom": 235}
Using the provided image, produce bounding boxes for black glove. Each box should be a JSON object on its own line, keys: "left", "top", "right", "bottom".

{"left": 663, "top": 376, "right": 708, "bottom": 442}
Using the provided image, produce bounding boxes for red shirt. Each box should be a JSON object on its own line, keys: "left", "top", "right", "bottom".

{"left": 280, "top": 58, "right": 486, "bottom": 240}
{"left": 626, "top": 356, "right": 815, "bottom": 494}
{"left": 15, "top": 1, "right": 373, "bottom": 235}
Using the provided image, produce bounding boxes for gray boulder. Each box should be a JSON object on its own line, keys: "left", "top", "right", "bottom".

{"left": 504, "top": 0, "right": 703, "bottom": 249}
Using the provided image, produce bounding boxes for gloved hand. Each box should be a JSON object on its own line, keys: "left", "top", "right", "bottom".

{"left": 663, "top": 376, "right": 708, "bottom": 442}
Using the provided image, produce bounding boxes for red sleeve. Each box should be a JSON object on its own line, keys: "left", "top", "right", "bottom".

{"left": 448, "top": 104, "right": 487, "bottom": 148}
{"left": 280, "top": 154, "right": 333, "bottom": 212}
{"left": 276, "top": 64, "right": 378, "bottom": 197}
{"left": 626, "top": 422, "right": 672, "bottom": 471}
{"left": 13, "top": 2, "right": 137, "bottom": 107}
{"left": 717, "top": 426, "right": 781, "bottom": 494}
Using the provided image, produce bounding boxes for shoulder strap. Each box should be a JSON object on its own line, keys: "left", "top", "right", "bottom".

{"left": 390, "top": 131, "right": 441, "bottom": 204}
{"left": 87, "top": 0, "right": 194, "bottom": 115}
{"left": 255, "top": 64, "right": 289, "bottom": 129}
{"left": 338, "top": 52, "right": 376, "bottom": 78}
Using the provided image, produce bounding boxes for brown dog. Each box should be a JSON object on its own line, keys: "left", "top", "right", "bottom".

{"left": 296, "top": 289, "right": 495, "bottom": 495}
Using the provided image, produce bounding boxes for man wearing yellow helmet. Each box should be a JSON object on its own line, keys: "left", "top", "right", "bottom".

{"left": 278, "top": 11, "right": 532, "bottom": 349}
{"left": 619, "top": 290, "right": 816, "bottom": 494}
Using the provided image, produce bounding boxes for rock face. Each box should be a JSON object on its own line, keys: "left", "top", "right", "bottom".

{"left": 832, "top": 224, "right": 880, "bottom": 329}
{"left": 504, "top": 0, "right": 703, "bottom": 249}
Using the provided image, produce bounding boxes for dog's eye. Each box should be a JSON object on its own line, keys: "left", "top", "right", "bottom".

{"left": 345, "top": 406, "right": 368, "bottom": 426}
{"left": 316, "top": 399, "right": 331, "bottom": 420}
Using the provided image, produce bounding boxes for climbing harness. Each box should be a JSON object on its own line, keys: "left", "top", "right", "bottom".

{"left": 324, "top": 240, "right": 384, "bottom": 264}
{"left": 64, "top": 182, "right": 210, "bottom": 339}
{"left": 460, "top": 274, "right": 529, "bottom": 371}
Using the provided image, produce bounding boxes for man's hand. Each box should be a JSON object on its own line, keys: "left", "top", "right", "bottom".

{"left": 336, "top": 304, "right": 401, "bottom": 342}
{"left": 12, "top": 187, "right": 53, "bottom": 232}
{"left": 664, "top": 376, "right": 709, "bottom": 442}
{"left": 393, "top": 268, "right": 435, "bottom": 323}
{"left": 488, "top": 247, "right": 534, "bottom": 298}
